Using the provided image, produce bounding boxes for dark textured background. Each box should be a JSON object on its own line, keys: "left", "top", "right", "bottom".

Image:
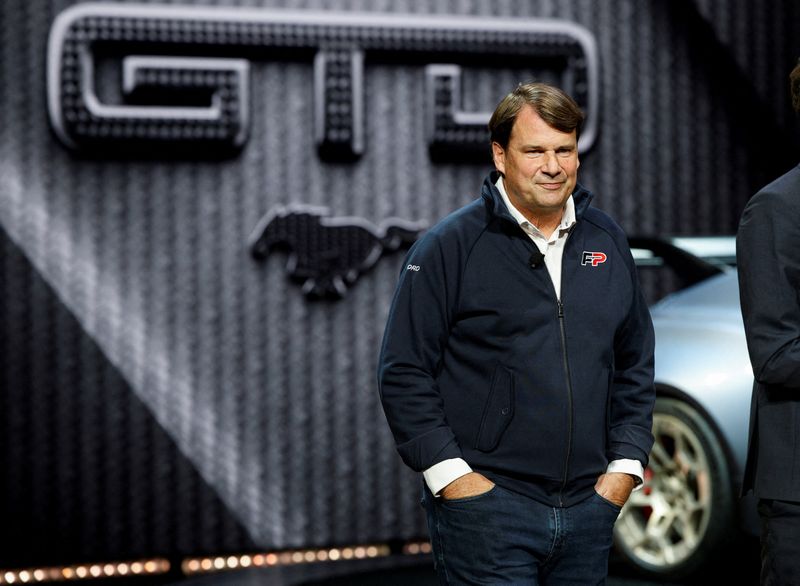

{"left": 1, "top": 0, "right": 799, "bottom": 568}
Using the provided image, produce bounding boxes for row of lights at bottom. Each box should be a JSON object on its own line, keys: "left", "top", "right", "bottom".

{"left": 182, "top": 543, "right": 392, "bottom": 574}
{"left": 0, "top": 541, "right": 432, "bottom": 584}
{"left": 0, "top": 560, "right": 169, "bottom": 584}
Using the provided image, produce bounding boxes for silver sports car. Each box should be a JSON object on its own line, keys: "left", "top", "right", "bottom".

{"left": 614, "top": 237, "right": 758, "bottom": 580}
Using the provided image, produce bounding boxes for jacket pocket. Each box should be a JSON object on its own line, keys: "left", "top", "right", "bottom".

{"left": 474, "top": 364, "right": 515, "bottom": 452}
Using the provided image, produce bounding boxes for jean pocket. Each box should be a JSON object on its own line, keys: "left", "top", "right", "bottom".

{"left": 440, "top": 484, "right": 498, "bottom": 506}
{"left": 593, "top": 490, "right": 623, "bottom": 513}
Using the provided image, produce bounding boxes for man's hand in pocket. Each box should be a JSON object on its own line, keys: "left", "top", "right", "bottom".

{"left": 441, "top": 472, "right": 495, "bottom": 500}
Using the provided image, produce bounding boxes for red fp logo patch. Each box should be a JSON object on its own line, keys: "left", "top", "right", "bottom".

{"left": 581, "top": 251, "right": 607, "bottom": 266}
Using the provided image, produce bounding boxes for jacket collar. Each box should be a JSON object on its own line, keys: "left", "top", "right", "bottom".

{"left": 481, "top": 170, "right": 593, "bottom": 225}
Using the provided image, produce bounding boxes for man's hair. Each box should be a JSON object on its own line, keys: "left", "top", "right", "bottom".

{"left": 791, "top": 59, "right": 800, "bottom": 113}
{"left": 488, "top": 82, "right": 585, "bottom": 149}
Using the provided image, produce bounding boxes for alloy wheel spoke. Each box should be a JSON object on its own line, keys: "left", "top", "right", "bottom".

{"left": 648, "top": 440, "right": 673, "bottom": 473}
{"left": 626, "top": 489, "right": 652, "bottom": 508}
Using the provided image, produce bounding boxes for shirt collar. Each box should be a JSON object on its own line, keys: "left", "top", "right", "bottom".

{"left": 495, "top": 176, "right": 576, "bottom": 237}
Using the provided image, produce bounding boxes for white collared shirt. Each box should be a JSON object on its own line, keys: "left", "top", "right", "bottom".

{"left": 495, "top": 177, "right": 575, "bottom": 299}
{"left": 422, "top": 177, "right": 644, "bottom": 496}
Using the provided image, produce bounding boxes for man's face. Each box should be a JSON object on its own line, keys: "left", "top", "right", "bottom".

{"left": 492, "top": 105, "right": 580, "bottom": 220}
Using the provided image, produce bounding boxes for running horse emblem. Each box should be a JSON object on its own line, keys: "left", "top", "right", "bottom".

{"left": 249, "top": 205, "right": 425, "bottom": 298}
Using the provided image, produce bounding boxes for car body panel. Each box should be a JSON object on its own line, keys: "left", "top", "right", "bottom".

{"left": 650, "top": 270, "right": 753, "bottom": 479}
{"left": 627, "top": 236, "right": 760, "bottom": 548}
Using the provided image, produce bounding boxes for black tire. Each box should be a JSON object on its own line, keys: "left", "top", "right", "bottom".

{"left": 613, "top": 397, "right": 735, "bottom": 581}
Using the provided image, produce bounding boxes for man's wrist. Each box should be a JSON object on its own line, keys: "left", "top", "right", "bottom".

{"left": 606, "top": 458, "right": 644, "bottom": 490}
{"left": 423, "top": 458, "right": 472, "bottom": 496}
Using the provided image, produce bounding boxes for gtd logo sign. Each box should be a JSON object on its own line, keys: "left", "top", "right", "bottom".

{"left": 47, "top": 3, "right": 599, "bottom": 160}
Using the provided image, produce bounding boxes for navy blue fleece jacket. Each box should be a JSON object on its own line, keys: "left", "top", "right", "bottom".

{"left": 378, "top": 172, "right": 655, "bottom": 506}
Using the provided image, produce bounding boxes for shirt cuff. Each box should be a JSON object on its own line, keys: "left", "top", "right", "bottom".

{"left": 606, "top": 459, "right": 645, "bottom": 490}
{"left": 423, "top": 458, "right": 473, "bottom": 496}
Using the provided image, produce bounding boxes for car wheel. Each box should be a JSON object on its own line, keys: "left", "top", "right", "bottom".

{"left": 613, "top": 397, "right": 735, "bottom": 580}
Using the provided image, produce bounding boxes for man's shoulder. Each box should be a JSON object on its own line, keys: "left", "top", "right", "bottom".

{"left": 425, "top": 197, "right": 490, "bottom": 241}
{"left": 749, "top": 164, "right": 800, "bottom": 209}
{"left": 581, "top": 206, "right": 628, "bottom": 243}
{"left": 405, "top": 196, "right": 490, "bottom": 263}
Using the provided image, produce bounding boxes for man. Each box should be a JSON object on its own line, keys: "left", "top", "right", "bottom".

{"left": 737, "top": 61, "right": 800, "bottom": 586}
{"left": 378, "top": 82, "right": 655, "bottom": 584}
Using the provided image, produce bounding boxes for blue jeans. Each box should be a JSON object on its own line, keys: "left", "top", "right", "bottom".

{"left": 422, "top": 483, "right": 620, "bottom": 585}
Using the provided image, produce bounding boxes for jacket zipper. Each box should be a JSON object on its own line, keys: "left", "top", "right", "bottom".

{"left": 557, "top": 298, "right": 574, "bottom": 507}
{"left": 520, "top": 228, "right": 575, "bottom": 507}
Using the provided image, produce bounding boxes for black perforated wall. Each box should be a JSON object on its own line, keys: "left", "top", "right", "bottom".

{"left": 0, "top": 0, "right": 798, "bottom": 567}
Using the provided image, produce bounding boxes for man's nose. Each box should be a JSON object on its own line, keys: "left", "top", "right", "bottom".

{"left": 541, "top": 152, "right": 560, "bottom": 176}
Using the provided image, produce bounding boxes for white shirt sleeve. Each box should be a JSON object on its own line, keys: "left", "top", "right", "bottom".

{"left": 422, "top": 458, "right": 473, "bottom": 496}
{"left": 424, "top": 458, "right": 643, "bottom": 495}
{"left": 606, "top": 458, "right": 645, "bottom": 490}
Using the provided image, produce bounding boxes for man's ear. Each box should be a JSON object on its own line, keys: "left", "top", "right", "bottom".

{"left": 491, "top": 142, "right": 506, "bottom": 175}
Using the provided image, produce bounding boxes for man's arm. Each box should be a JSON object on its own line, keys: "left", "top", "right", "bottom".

{"left": 377, "top": 232, "right": 464, "bottom": 472}
{"left": 604, "top": 244, "right": 657, "bottom": 500}
{"left": 737, "top": 190, "right": 800, "bottom": 389}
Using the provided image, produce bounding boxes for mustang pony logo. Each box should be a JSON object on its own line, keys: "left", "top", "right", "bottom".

{"left": 249, "top": 205, "right": 425, "bottom": 298}
{"left": 581, "top": 251, "right": 607, "bottom": 266}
